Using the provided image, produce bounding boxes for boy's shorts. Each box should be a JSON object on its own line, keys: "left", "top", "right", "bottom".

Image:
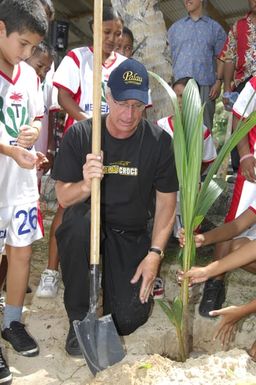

{"left": 0, "top": 201, "right": 43, "bottom": 252}
{"left": 234, "top": 223, "right": 256, "bottom": 241}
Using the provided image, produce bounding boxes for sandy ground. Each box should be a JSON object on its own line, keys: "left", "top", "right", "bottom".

{"left": 3, "top": 191, "right": 256, "bottom": 384}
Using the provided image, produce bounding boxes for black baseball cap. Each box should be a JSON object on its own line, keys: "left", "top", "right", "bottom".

{"left": 107, "top": 58, "right": 149, "bottom": 104}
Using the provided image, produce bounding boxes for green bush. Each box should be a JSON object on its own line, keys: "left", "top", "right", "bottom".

{"left": 212, "top": 97, "right": 228, "bottom": 151}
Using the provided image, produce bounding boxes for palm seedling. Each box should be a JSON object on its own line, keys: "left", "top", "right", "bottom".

{"left": 149, "top": 71, "right": 256, "bottom": 361}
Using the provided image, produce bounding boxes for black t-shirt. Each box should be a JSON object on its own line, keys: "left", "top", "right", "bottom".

{"left": 52, "top": 116, "right": 178, "bottom": 229}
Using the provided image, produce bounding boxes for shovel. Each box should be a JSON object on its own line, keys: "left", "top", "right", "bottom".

{"left": 73, "top": 0, "right": 125, "bottom": 375}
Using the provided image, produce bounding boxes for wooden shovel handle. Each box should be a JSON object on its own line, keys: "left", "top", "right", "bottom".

{"left": 90, "top": 1, "right": 103, "bottom": 265}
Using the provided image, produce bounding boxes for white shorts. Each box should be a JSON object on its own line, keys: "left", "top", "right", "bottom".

{"left": 234, "top": 222, "right": 256, "bottom": 241}
{"left": 0, "top": 201, "right": 43, "bottom": 252}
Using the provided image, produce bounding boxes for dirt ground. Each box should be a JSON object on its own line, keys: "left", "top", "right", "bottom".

{"left": 4, "top": 183, "right": 256, "bottom": 384}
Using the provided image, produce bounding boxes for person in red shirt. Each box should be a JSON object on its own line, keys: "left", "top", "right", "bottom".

{"left": 219, "top": 0, "right": 256, "bottom": 171}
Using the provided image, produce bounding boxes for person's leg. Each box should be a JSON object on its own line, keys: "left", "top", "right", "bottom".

{"left": 199, "top": 237, "right": 251, "bottom": 317}
{"left": 36, "top": 206, "right": 63, "bottom": 298}
{"left": 56, "top": 203, "right": 91, "bottom": 356}
{"left": 102, "top": 226, "right": 153, "bottom": 336}
{"left": 0, "top": 254, "right": 8, "bottom": 292}
{"left": 47, "top": 206, "right": 63, "bottom": 270}
{"left": 2, "top": 245, "right": 39, "bottom": 357}
{"left": 5, "top": 245, "right": 30, "bottom": 307}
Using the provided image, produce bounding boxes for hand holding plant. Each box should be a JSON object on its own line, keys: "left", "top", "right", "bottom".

{"left": 178, "top": 228, "right": 206, "bottom": 248}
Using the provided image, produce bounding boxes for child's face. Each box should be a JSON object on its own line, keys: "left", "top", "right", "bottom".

{"left": 27, "top": 51, "right": 53, "bottom": 82}
{"left": 0, "top": 24, "right": 43, "bottom": 66}
{"left": 101, "top": 19, "right": 123, "bottom": 56}
{"left": 173, "top": 83, "right": 185, "bottom": 111}
{"left": 116, "top": 34, "right": 133, "bottom": 58}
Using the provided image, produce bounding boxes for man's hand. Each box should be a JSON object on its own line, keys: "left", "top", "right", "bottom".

{"left": 209, "top": 81, "right": 221, "bottom": 101}
{"left": 240, "top": 156, "right": 256, "bottom": 182}
{"left": 82, "top": 153, "right": 104, "bottom": 192}
{"left": 11, "top": 146, "right": 37, "bottom": 169}
{"left": 209, "top": 306, "right": 242, "bottom": 346}
{"left": 130, "top": 252, "right": 160, "bottom": 304}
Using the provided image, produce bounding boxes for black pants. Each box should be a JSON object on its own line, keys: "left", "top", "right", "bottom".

{"left": 56, "top": 202, "right": 153, "bottom": 336}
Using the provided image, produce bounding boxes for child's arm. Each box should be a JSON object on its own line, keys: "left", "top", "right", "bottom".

{"left": 199, "top": 208, "right": 256, "bottom": 247}
{"left": 184, "top": 239, "right": 256, "bottom": 284}
{"left": 0, "top": 143, "right": 37, "bottom": 169}
{"left": 58, "top": 88, "right": 89, "bottom": 122}
{"left": 209, "top": 299, "right": 256, "bottom": 346}
{"left": 39, "top": 110, "right": 56, "bottom": 174}
{"left": 179, "top": 207, "right": 256, "bottom": 248}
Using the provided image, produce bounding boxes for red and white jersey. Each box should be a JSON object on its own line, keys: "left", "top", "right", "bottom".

{"left": 225, "top": 77, "right": 256, "bottom": 222}
{"left": 233, "top": 199, "right": 256, "bottom": 241}
{"left": 53, "top": 46, "right": 127, "bottom": 133}
{"left": 0, "top": 61, "right": 44, "bottom": 208}
{"left": 157, "top": 116, "right": 217, "bottom": 164}
{"left": 233, "top": 77, "right": 256, "bottom": 155}
{"left": 35, "top": 79, "right": 59, "bottom": 156}
{"left": 249, "top": 200, "right": 256, "bottom": 213}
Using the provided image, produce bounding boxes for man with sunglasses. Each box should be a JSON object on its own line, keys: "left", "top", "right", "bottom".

{"left": 52, "top": 58, "right": 178, "bottom": 356}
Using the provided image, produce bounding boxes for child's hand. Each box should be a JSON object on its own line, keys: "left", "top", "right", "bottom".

{"left": 17, "top": 125, "right": 40, "bottom": 148}
{"left": 178, "top": 228, "right": 205, "bottom": 248}
{"left": 176, "top": 265, "right": 209, "bottom": 286}
{"left": 183, "top": 266, "right": 209, "bottom": 285}
{"left": 209, "top": 306, "right": 241, "bottom": 346}
{"left": 10, "top": 146, "right": 37, "bottom": 169}
{"left": 36, "top": 151, "right": 49, "bottom": 170}
{"left": 42, "top": 151, "right": 55, "bottom": 174}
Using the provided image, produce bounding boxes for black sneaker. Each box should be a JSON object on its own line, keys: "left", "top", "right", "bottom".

{"left": 0, "top": 348, "right": 12, "bottom": 384}
{"left": 65, "top": 323, "right": 82, "bottom": 357}
{"left": 2, "top": 321, "right": 39, "bottom": 357}
{"left": 199, "top": 279, "right": 225, "bottom": 318}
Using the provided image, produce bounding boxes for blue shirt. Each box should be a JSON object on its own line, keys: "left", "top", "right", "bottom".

{"left": 168, "top": 16, "right": 226, "bottom": 86}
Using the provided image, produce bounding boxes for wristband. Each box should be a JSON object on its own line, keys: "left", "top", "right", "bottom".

{"left": 149, "top": 247, "right": 164, "bottom": 260}
{"left": 240, "top": 153, "right": 254, "bottom": 163}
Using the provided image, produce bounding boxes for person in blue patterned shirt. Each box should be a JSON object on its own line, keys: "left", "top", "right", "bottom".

{"left": 168, "top": 0, "right": 226, "bottom": 131}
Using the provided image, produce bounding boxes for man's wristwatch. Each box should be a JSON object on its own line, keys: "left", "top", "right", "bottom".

{"left": 149, "top": 246, "right": 164, "bottom": 260}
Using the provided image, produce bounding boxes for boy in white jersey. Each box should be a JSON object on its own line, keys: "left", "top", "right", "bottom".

{"left": 0, "top": 0, "right": 48, "bottom": 376}
{"left": 36, "top": 6, "right": 127, "bottom": 299}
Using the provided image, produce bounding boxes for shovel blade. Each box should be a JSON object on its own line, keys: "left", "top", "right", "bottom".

{"left": 73, "top": 313, "right": 125, "bottom": 375}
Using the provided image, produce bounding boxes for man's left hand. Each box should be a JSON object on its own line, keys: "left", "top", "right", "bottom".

{"left": 130, "top": 252, "right": 160, "bottom": 304}
{"left": 209, "top": 81, "right": 221, "bottom": 100}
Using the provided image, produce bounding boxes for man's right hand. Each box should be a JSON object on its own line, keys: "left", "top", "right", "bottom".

{"left": 82, "top": 153, "right": 104, "bottom": 192}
